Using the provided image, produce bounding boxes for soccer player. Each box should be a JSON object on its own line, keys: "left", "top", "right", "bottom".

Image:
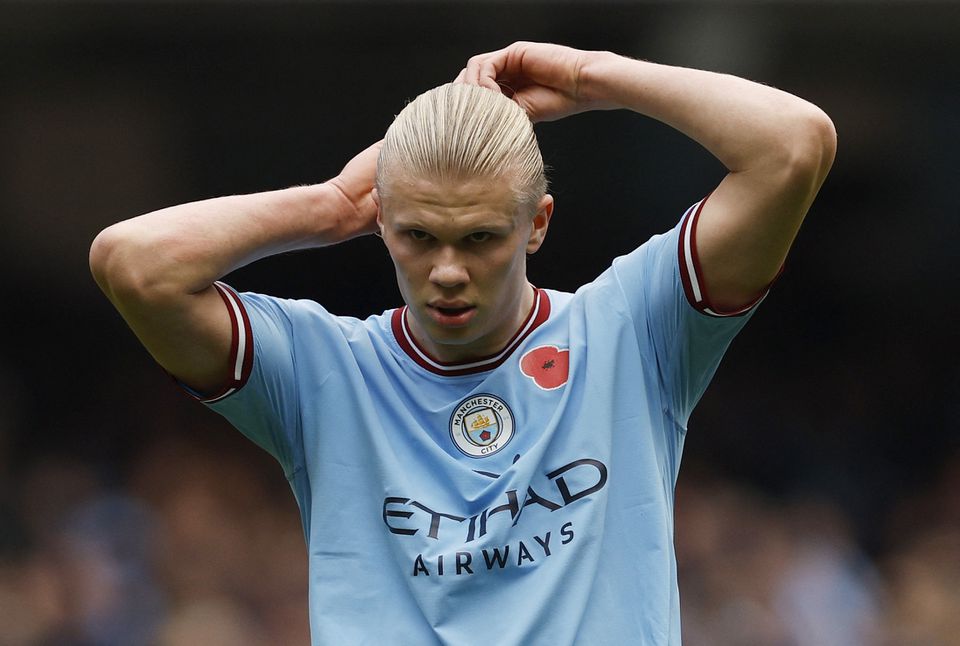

{"left": 90, "top": 42, "right": 835, "bottom": 644}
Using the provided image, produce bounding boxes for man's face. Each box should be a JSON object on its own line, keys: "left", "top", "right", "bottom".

{"left": 376, "top": 176, "right": 552, "bottom": 363}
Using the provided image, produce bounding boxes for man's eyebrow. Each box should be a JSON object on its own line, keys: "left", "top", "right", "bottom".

{"left": 390, "top": 212, "right": 517, "bottom": 231}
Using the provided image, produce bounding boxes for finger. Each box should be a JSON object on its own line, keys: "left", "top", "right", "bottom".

{"left": 477, "top": 57, "right": 506, "bottom": 93}
{"left": 462, "top": 44, "right": 510, "bottom": 87}
{"left": 463, "top": 53, "right": 487, "bottom": 86}
{"left": 453, "top": 68, "right": 467, "bottom": 84}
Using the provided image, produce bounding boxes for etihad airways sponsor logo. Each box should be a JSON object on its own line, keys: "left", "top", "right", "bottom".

{"left": 382, "top": 458, "right": 606, "bottom": 543}
{"left": 382, "top": 457, "right": 607, "bottom": 577}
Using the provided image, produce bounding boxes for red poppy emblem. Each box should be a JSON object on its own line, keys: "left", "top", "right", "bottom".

{"left": 520, "top": 345, "right": 570, "bottom": 390}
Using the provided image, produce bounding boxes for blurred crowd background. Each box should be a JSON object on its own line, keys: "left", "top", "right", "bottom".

{"left": 0, "top": 2, "right": 957, "bottom": 644}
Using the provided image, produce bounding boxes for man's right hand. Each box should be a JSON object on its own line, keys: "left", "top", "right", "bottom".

{"left": 329, "top": 140, "right": 383, "bottom": 239}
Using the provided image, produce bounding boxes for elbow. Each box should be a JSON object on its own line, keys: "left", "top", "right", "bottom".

{"left": 805, "top": 106, "right": 837, "bottom": 181}
{"left": 89, "top": 224, "right": 175, "bottom": 304}
{"left": 89, "top": 225, "right": 127, "bottom": 297}
{"left": 787, "top": 105, "right": 837, "bottom": 190}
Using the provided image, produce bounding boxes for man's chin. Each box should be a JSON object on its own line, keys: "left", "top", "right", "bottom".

{"left": 417, "top": 318, "right": 488, "bottom": 356}
{"left": 423, "top": 322, "right": 477, "bottom": 345}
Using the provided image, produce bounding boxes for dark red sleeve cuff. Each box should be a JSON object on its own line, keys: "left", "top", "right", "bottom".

{"left": 677, "top": 197, "right": 775, "bottom": 318}
{"left": 181, "top": 281, "right": 254, "bottom": 403}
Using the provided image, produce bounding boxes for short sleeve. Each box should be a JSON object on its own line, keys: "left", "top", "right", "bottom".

{"left": 611, "top": 199, "right": 767, "bottom": 429}
{"left": 200, "top": 283, "right": 304, "bottom": 478}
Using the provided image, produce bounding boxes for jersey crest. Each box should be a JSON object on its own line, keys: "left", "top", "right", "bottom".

{"left": 449, "top": 394, "right": 515, "bottom": 458}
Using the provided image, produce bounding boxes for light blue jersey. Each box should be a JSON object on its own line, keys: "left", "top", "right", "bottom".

{"left": 197, "top": 200, "right": 761, "bottom": 645}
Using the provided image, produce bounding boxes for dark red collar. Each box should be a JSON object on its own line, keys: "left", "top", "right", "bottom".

{"left": 391, "top": 288, "right": 551, "bottom": 377}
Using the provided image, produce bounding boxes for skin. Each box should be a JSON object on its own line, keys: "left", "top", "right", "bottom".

{"left": 457, "top": 42, "right": 836, "bottom": 310}
{"left": 89, "top": 142, "right": 382, "bottom": 393}
{"left": 374, "top": 177, "right": 553, "bottom": 362}
{"left": 89, "top": 41, "right": 835, "bottom": 396}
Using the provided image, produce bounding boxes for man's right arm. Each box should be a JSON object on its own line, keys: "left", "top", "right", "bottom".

{"left": 89, "top": 142, "right": 381, "bottom": 395}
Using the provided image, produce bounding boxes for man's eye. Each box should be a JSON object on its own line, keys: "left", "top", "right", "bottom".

{"left": 408, "top": 230, "right": 431, "bottom": 241}
{"left": 468, "top": 232, "right": 492, "bottom": 243}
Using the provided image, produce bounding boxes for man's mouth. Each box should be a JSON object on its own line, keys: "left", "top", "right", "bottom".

{"left": 427, "top": 303, "right": 477, "bottom": 326}
{"left": 434, "top": 305, "right": 472, "bottom": 316}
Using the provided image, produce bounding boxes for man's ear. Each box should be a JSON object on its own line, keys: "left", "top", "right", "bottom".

{"left": 372, "top": 188, "right": 385, "bottom": 237}
{"left": 526, "top": 194, "right": 554, "bottom": 254}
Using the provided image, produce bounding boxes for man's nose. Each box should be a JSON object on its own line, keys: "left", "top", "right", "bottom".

{"left": 429, "top": 247, "right": 469, "bottom": 288}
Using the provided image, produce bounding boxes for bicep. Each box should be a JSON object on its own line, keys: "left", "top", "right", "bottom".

{"left": 695, "top": 113, "right": 837, "bottom": 312}
{"left": 105, "top": 281, "right": 236, "bottom": 395}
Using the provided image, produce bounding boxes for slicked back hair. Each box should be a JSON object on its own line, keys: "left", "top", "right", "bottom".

{"left": 376, "top": 83, "right": 547, "bottom": 216}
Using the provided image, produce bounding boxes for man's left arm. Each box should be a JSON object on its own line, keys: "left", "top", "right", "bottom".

{"left": 460, "top": 42, "right": 837, "bottom": 311}
{"left": 589, "top": 54, "right": 836, "bottom": 311}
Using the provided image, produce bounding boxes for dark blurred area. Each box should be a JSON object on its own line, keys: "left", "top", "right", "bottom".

{"left": 0, "top": 2, "right": 957, "bottom": 644}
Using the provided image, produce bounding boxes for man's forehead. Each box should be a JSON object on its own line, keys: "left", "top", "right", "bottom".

{"left": 382, "top": 176, "right": 519, "bottom": 223}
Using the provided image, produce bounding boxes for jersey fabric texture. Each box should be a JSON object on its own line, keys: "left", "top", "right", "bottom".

{"left": 197, "top": 199, "right": 761, "bottom": 645}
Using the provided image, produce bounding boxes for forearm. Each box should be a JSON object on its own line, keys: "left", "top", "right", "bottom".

{"left": 91, "top": 181, "right": 368, "bottom": 300}
{"left": 88, "top": 140, "right": 380, "bottom": 391}
{"left": 581, "top": 52, "right": 835, "bottom": 176}
{"left": 580, "top": 50, "right": 835, "bottom": 308}
{"left": 461, "top": 41, "right": 835, "bottom": 310}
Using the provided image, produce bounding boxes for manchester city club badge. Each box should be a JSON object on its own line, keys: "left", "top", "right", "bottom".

{"left": 449, "top": 393, "right": 515, "bottom": 458}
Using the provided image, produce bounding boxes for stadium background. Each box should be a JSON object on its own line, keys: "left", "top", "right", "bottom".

{"left": 0, "top": 2, "right": 957, "bottom": 643}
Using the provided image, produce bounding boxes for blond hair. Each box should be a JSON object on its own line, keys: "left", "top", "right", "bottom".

{"left": 376, "top": 83, "right": 547, "bottom": 214}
